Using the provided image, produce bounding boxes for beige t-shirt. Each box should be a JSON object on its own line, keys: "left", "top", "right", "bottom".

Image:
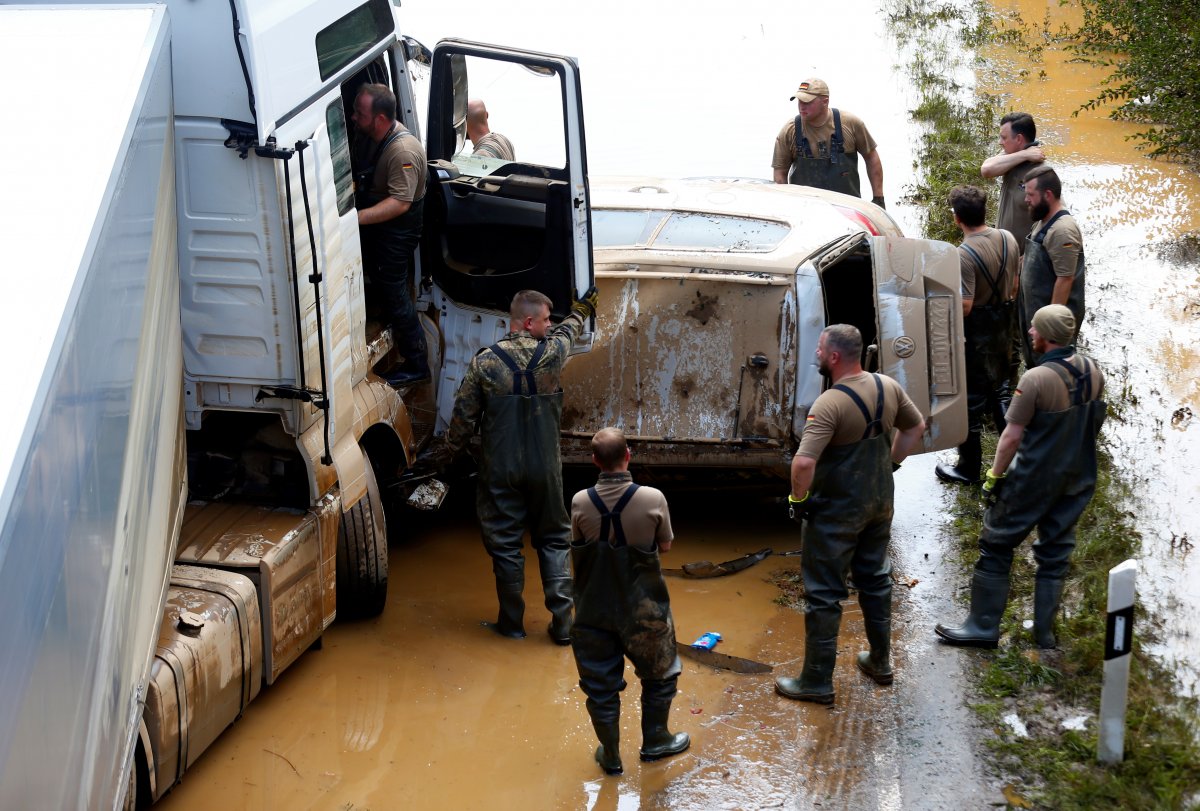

{"left": 570, "top": 473, "right": 673, "bottom": 552}
{"left": 959, "top": 227, "right": 1021, "bottom": 306}
{"left": 1006, "top": 353, "right": 1104, "bottom": 426}
{"left": 472, "top": 132, "right": 515, "bottom": 161}
{"left": 372, "top": 123, "right": 427, "bottom": 204}
{"left": 772, "top": 110, "right": 878, "bottom": 169}
{"left": 796, "top": 372, "right": 922, "bottom": 458}
{"left": 1030, "top": 213, "right": 1084, "bottom": 277}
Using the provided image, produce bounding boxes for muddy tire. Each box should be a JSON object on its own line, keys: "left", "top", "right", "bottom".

{"left": 336, "top": 459, "right": 388, "bottom": 619}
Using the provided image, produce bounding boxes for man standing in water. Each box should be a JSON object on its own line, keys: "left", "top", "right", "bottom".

{"left": 936, "top": 185, "right": 1022, "bottom": 485}
{"left": 569, "top": 427, "right": 689, "bottom": 776}
{"left": 1018, "top": 166, "right": 1086, "bottom": 367}
{"left": 440, "top": 287, "right": 598, "bottom": 643}
{"left": 936, "top": 305, "right": 1105, "bottom": 649}
{"left": 776, "top": 325, "right": 925, "bottom": 704}
{"left": 771, "top": 78, "right": 886, "bottom": 207}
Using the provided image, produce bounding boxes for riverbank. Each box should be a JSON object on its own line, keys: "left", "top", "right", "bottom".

{"left": 893, "top": 0, "right": 1200, "bottom": 807}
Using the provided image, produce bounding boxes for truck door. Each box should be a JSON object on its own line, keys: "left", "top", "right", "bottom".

{"left": 421, "top": 40, "right": 593, "bottom": 428}
{"left": 805, "top": 233, "right": 967, "bottom": 451}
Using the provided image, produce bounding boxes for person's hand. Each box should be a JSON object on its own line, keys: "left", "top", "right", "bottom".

{"left": 871, "top": 196, "right": 886, "bottom": 209}
{"left": 570, "top": 285, "right": 599, "bottom": 319}
{"left": 1026, "top": 146, "right": 1045, "bottom": 163}
{"left": 787, "top": 492, "right": 810, "bottom": 525}
{"left": 981, "top": 469, "right": 1006, "bottom": 507}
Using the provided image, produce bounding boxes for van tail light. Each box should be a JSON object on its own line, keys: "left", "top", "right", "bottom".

{"left": 834, "top": 205, "right": 880, "bottom": 235}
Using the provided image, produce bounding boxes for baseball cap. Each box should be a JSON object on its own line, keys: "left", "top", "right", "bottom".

{"left": 790, "top": 78, "right": 830, "bottom": 102}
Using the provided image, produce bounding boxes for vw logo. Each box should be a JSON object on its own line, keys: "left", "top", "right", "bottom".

{"left": 893, "top": 336, "right": 916, "bottom": 358}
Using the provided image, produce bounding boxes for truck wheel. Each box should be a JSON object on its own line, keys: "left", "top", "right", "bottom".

{"left": 337, "top": 460, "right": 388, "bottom": 618}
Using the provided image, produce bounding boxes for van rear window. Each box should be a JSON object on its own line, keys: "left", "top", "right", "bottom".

{"left": 594, "top": 208, "right": 789, "bottom": 252}
{"left": 316, "top": 0, "right": 393, "bottom": 81}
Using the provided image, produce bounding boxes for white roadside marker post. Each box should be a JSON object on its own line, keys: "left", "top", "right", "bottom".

{"left": 1098, "top": 558, "right": 1137, "bottom": 765}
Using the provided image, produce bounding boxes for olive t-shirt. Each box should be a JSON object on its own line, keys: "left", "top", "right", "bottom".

{"left": 996, "top": 149, "right": 1041, "bottom": 240}
{"left": 472, "top": 132, "right": 515, "bottom": 161}
{"left": 570, "top": 473, "right": 674, "bottom": 552}
{"left": 959, "top": 227, "right": 1021, "bottom": 306}
{"left": 1006, "top": 353, "right": 1104, "bottom": 426}
{"left": 796, "top": 372, "right": 922, "bottom": 459}
{"left": 371, "top": 123, "right": 427, "bottom": 204}
{"left": 772, "top": 110, "right": 878, "bottom": 170}
{"left": 1030, "top": 213, "right": 1084, "bottom": 277}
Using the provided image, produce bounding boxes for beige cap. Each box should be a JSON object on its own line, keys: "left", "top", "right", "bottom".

{"left": 1032, "top": 304, "right": 1075, "bottom": 346}
{"left": 790, "top": 78, "right": 830, "bottom": 102}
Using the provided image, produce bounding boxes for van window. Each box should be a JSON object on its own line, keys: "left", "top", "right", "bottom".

{"left": 326, "top": 101, "right": 354, "bottom": 216}
{"left": 655, "top": 213, "right": 789, "bottom": 252}
{"left": 592, "top": 209, "right": 666, "bottom": 247}
{"left": 315, "top": 0, "right": 393, "bottom": 81}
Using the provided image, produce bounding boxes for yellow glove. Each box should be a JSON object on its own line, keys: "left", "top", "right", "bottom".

{"left": 570, "top": 285, "right": 599, "bottom": 319}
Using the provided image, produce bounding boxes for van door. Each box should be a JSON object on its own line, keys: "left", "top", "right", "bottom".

{"left": 804, "top": 233, "right": 966, "bottom": 452}
{"left": 422, "top": 40, "right": 593, "bottom": 429}
{"left": 869, "top": 236, "right": 966, "bottom": 451}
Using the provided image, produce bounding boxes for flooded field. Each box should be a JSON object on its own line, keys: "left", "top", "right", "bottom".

{"left": 159, "top": 0, "right": 1199, "bottom": 807}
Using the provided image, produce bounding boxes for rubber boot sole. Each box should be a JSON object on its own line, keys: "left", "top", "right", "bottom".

{"left": 482, "top": 620, "right": 526, "bottom": 639}
{"left": 934, "top": 625, "right": 998, "bottom": 648}
{"left": 639, "top": 734, "right": 690, "bottom": 762}
{"left": 774, "top": 678, "right": 834, "bottom": 705}
{"left": 595, "top": 746, "right": 623, "bottom": 775}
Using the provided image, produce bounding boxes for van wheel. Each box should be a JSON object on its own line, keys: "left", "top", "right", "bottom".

{"left": 336, "top": 460, "right": 388, "bottom": 618}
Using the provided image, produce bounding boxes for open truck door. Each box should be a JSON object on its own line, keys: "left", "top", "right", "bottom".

{"left": 422, "top": 40, "right": 593, "bottom": 429}
{"left": 806, "top": 232, "right": 967, "bottom": 451}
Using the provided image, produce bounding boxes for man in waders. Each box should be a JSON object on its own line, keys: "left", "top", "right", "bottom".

{"left": 1019, "top": 165, "right": 1085, "bottom": 367}
{"left": 569, "top": 427, "right": 688, "bottom": 775}
{"left": 776, "top": 325, "right": 925, "bottom": 704}
{"left": 771, "top": 78, "right": 886, "bottom": 207}
{"left": 936, "top": 185, "right": 1022, "bottom": 485}
{"left": 936, "top": 305, "right": 1105, "bottom": 649}
{"left": 443, "top": 288, "right": 599, "bottom": 643}
{"left": 981, "top": 111, "right": 1044, "bottom": 389}
{"left": 352, "top": 84, "right": 430, "bottom": 386}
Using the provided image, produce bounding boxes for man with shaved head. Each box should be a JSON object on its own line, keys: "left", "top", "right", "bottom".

{"left": 568, "top": 427, "right": 689, "bottom": 776}
{"left": 466, "top": 99, "right": 515, "bottom": 161}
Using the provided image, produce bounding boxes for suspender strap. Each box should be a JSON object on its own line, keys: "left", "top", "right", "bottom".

{"left": 832, "top": 374, "right": 886, "bottom": 440}
{"left": 961, "top": 238, "right": 1007, "bottom": 303}
{"left": 793, "top": 109, "right": 845, "bottom": 163}
{"left": 1033, "top": 209, "right": 1070, "bottom": 245}
{"left": 1045, "top": 356, "right": 1092, "bottom": 406}
{"left": 586, "top": 484, "right": 641, "bottom": 547}
{"left": 487, "top": 340, "right": 548, "bottom": 395}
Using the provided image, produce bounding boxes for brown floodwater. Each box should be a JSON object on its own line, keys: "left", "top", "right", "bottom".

{"left": 158, "top": 0, "right": 1200, "bottom": 807}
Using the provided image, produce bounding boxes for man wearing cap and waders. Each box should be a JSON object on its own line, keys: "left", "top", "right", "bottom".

{"left": 936, "top": 185, "right": 1022, "bottom": 485}
{"left": 776, "top": 325, "right": 926, "bottom": 704}
{"left": 440, "top": 287, "right": 598, "bottom": 643}
{"left": 936, "top": 305, "right": 1105, "bottom": 650}
{"left": 771, "top": 78, "right": 886, "bottom": 207}
{"left": 1018, "top": 165, "right": 1086, "bottom": 368}
{"left": 568, "top": 427, "right": 689, "bottom": 775}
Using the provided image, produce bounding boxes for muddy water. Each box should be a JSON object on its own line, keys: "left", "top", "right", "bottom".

{"left": 981, "top": 0, "right": 1200, "bottom": 694}
{"left": 159, "top": 0, "right": 1200, "bottom": 807}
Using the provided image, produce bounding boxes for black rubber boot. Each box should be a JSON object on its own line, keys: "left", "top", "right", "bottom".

{"left": 1033, "top": 578, "right": 1065, "bottom": 649}
{"left": 993, "top": 379, "right": 1012, "bottom": 429}
{"left": 537, "top": 545, "right": 574, "bottom": 645}
{"left": 776, "top": 612, "right": 839, "bottom": 704}
{"left": 488, "top": 577, "right": 526, "bottom": 639}
{"left": 639, "top": 679, "right": 690, "bottom": 762}
{"left": 857, "top": 591, "right": 893, "bottom": 686}
{"left": 935, "top": 572, "right": 1010, "bottom": 648}
{"left": 935, "top": 432, "right": 982, "bottom": 485}
{"left": 591, "top": 718, "right": 623, "bottom": 775}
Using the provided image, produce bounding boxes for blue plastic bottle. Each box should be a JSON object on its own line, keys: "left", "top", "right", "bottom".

{"left": 690, "top": 631, "right": 722, "bottom": 650}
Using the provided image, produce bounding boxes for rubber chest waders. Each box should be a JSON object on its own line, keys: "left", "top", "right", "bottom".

{"left": 1018, "top": 210, "right": 1085, "bottom": 366}
{"left": 788, "top": 109, "right": 861, "bottom": 197}
{"left": 978, "top": 350, "right": 1106, "bottom": 579}
{"left": 797, "top": 375, "right": 895, "bottom": 694}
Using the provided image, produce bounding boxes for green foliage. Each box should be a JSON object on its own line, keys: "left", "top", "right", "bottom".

{"left": 1070, "top": 0, "right": 1200, "bottom": 166}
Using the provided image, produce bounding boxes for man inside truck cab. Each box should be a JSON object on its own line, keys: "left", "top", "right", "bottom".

{"left": 351, "top": 83, "right": 430, "bottom": 386}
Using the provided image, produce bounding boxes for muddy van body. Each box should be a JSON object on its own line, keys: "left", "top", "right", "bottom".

{"left": 560, "top": 177, "right": 966, "bottom": 484}
{"left": 0, "top": 2, "right": 592, "bottom": 807}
